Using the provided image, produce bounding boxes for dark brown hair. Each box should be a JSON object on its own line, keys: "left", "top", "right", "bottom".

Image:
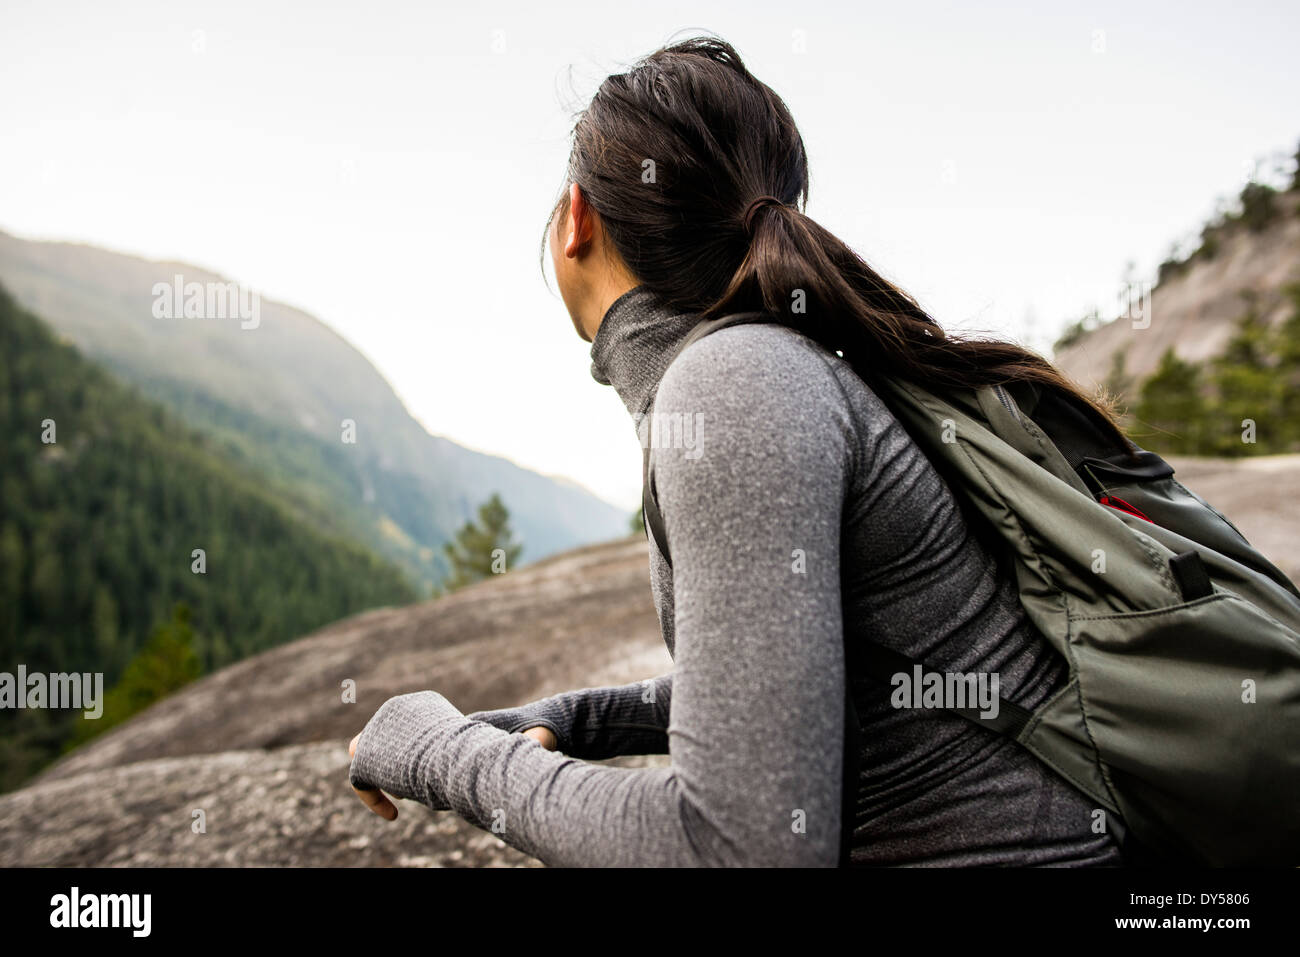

{"left": 548, "top": 35, "right": 1127, "bottom": 443}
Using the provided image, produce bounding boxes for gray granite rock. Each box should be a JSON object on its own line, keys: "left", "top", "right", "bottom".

{"left": 0, "top": 739, "right": 668, "bottom": 867}
{"left": 0, "top": 537, "right": 671, "bottom": 866}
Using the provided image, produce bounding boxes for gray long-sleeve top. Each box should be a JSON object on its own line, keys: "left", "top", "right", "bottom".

{"left": 348, "top": 286, "right": 1123, "bottom": 867}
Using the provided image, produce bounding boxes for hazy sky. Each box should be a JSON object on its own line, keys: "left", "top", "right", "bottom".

{"left": 2, "top": 0, "right": 1297, "bottom": 508}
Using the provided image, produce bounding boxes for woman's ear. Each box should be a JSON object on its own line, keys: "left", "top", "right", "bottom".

{"left": 563, "top": 182, "right": 596, "bottom": 258}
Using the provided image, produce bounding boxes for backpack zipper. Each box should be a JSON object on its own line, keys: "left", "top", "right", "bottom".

{"left": 993, "top": 384, "right": 1024, "bottom": 426}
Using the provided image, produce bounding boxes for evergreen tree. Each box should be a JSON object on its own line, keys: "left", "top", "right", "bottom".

{"left": 1134, "top": 348, "right": 1210, "bottom": 454}
{"left": 1273, "top": 283, "right": 1300, "bottom": 450}
{"left": 441, "top": 494, "right": 523, "bottom": 591}
{"left": 1207, "top": 304, "right": 1279, "bottom": 454}
{"left": 1239, "top": 181, "right": 1280, "bottom": 232}
{"left": 71, "top": 603, "right": 202, "bottom": 745}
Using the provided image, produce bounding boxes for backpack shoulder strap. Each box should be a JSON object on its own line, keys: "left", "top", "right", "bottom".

{"left": 641, "top": 443, "right": 670, "bottom": 564}
{"left": 641, "top": 311, "right": 775, "bottom": 567}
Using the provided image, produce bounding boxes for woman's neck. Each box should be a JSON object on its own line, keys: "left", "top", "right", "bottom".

{"left": 588, "top": 285, "right": 702, "bottom": 418}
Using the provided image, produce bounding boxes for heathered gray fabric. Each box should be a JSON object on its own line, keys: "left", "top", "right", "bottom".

{"left": 349, "top": 285, "right": 1123, "bottom": 867}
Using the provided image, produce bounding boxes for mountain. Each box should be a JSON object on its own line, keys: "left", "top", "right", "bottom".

{"left": 0, "top": 283, "right": 418, "bottom": 788}
{"left": 1, "top": 538, "right": 672, "bottom": 866}
{"left": 0, "top": 229, "right": 628, "bottom": 590}
{"left": 1054, "top": 181, "right": 1300, "bottom": 393}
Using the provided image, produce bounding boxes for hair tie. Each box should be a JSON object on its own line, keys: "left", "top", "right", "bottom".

{"left": 742, "top": 195, "right": 785, "bottom": 235}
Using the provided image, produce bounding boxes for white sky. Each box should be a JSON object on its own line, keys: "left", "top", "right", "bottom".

{"left": 2, "top": 0, "right": 1297, "bottom": 508}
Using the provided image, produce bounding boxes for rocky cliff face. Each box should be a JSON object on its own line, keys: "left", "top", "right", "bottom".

{"left": 1054, "top": 212, "right": 1300, "bottom": 390}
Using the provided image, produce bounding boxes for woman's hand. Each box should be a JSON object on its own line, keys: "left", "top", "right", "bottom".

{"left": 521, "top": 726, "right": 558, "bottom": 750}
{"left": 347, "top": 693, "right": 560, "bottom": 822}
{"left": 349, "top": 732, "right": 399, "bottom": 821}
{"left": 348, "top": 691, "right": 464, "bottom": 819}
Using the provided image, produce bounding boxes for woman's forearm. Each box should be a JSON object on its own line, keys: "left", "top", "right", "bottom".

{"left": 466, "top": 673, "right": 673, "bottom": 759}
{"left": 350, "top": 690, "right": 741, "bottom": 865}
{"left": 348, "top": 687, "right": 836, "bottom": 867}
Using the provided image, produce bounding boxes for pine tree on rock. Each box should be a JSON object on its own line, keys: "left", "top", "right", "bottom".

{"left": 442, "top": 494, "right": 523, "bottom": 591}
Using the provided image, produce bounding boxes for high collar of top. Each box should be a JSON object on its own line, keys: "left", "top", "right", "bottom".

{"left": 588, "top": 285, "right": 702, "bottom": 418}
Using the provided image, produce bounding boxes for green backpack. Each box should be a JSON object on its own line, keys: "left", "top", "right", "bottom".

{"left": 641, "top": 312, "right": 1300, "bottom": 867}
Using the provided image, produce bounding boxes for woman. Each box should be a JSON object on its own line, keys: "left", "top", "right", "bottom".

{"left": 348, "top": 36, "right": 1125, "bottom": 867}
